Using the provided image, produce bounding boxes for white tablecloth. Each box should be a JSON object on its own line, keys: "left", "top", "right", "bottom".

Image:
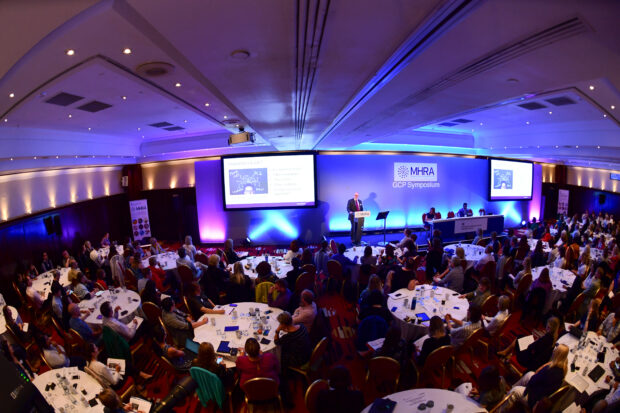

{"left": 96, "top": 245, "right": 124, "bottom": 260}
{"left": 193, "top": 302, "right": 282, "bottom": 368}
{"left": 531, "top": 265, "right": 575, "bottom": 312}
{"left": 444, "top": 243, "right": 485, "bottom": 269}
{"left": 361, "top": 389, "right": 486, "bottom": 413}
{"left": 78, "top": 288, "right": 141, "bottom": 326}
{"left": 33, "top": 268, "right": 70, "bottom": 300}
{"left": 228, "top": 256, "right": 291, "bottom": 280}
{"left": 581, "top": 246, "right": 604, "bottom": 261}
{"left": 0, "top": 305, "right": 18, "bottom": 335}
{"left": 387, "top": 286, "right": 468, "bottom": 341}
{"left": 344, "top": 246, "right": 402, "bottom": 262}
{"left": 142, "top": 252, "right": 180, "bottom": 271}
{"left": 529, "top": 239, "right": 552, "bottom": 253}
{"left": 33, "top": 367, "right": 104, "bottom": 412}
{"left": 558, "top": 331, "right": 618, "bottom": 396}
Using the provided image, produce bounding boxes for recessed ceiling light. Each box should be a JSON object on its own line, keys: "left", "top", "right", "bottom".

{"left": 504, "top": 146, "right": 507, "bottom": 149}
{"left": 479, "top": 122, "right": 483, "bottom": 126}
{"left": 204, "top": 102, "right": 210, "bottom": 107}
{"left": 537, "top": 145, "right": 540, "bottom": 148}
{"left": 10, "top": 158, "right": 13, "bottom": 161}
{"left": 9, "top": 92, "right": 14, "bottom": 98}
{"left": 3, "top": 118, "right": 7, "bottom": 122}
{"left": 175, "top": 82, "right": 181, "bottom": 87}
{"left": 555, "top": 145, "right": 559, "bottom": 148}
{"left": 75, "top": 155, "right": 78, "bottom": 158}
{"left": 603, "top": 114, "right": 607, "bottom": 118}
{"left": 122, "top": 96, "right": 127, "bottom": 100}
{"left": 137, "top": 127, "right": 141, "bottom": 131}
{"left": 56, "top": 156, "right": 59, "bottom": 159}
{"left": 548, "top": 111, "right": 552, "bottom": 115}
{"left": 184, "top": 120, "right": 188, "bottom": 123}
{"left": 68, "top": 114, "right": 72, "bottom": 118}
{"left": 92, "top": 155, "right": 95, "bottom": 158}
{"left": 230, "top": 50, "right": 251, "bottom": 60}
{"left": 597, "top": 145, "right": 600, "bottom": 149}
{"left": 33, "top": 156, "right": 37, "bottom": 159}
{"left": 141, "top": 135, "right": 144, "bottom": 139}
{"left": 575, "top": 145, "right": 579, "bottom": 148}
{"left": 611, "top": 105, "right": 616, "bottom": 110}
{"left": 589, "top": 85, "right": 595, "bottom": 90}
{"left": 122, "top": 48, "right": 132, "bottom": 55}
{"left": 88, "top": 127, "right": 91, "bottom": 131}
{"left": 65, "top": 49, "right": 75, "bottom": 56}
{"left": 526, "top": 121, "right": 530, "bottom": 125}
{"left": 490, "top": 146, "right": 493, "bottom": 149}
{"left": 471, "top": 129, "right": 474, "bottom": 132}
{"left": 223, "top": 115, "right": 228, "bottom": 119}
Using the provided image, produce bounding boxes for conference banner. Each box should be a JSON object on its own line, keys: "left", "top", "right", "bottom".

{"left": 129, "top": 199, "right": 151, "bottom": 241}
{"left": 557, "top": 189, "right": 569, "bottom": 215}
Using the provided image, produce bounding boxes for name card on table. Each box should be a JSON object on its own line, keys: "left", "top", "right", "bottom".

{"left": 354, "top": 211, "right": 371, "bottom": 218}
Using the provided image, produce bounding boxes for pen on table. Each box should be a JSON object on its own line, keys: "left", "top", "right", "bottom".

{"left": 229, "top": 308, "right": 235, "bottom": 315}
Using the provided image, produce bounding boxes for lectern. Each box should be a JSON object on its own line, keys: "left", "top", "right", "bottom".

{"left": 353, "top": 210, "right": 371, "bottom": 245}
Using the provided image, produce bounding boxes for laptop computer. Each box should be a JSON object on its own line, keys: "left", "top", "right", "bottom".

{"left": 184, "top": 338, "right": 200, "bottom": 358}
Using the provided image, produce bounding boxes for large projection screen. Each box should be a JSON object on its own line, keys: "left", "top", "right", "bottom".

{"left": 489, "top": 158, "right": 533, "bottom": 200}
{"left": 221, "top": 153, "right": 317, "bottom": 210}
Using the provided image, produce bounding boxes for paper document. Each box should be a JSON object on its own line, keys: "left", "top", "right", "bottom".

{"left": 518, "top": 335, "right": 535, "bottom": 350}
{"left": 107, "top": 358, "right": 126, "bottom": 375}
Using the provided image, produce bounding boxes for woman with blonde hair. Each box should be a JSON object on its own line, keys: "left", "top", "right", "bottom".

{"left": 226, "top": 262, "right": 253, "bottom": 302}
{"left": 359, "top": 274, "right": 385, "bottom": 309}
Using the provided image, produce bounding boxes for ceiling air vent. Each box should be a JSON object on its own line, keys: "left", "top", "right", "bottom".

{"left": 518, "top": 102, "right": 547, "bottom": 110}
{"left": 135, "top": 62, "right": 175, "bottom": 77}
{"left": 452, "top": 118, "right": 473, "bottom": 123}
{"left": 545, "top": 96, "right": 576, "bottom": 106}
{"left": 438, "top": 122, "right": 457, "bottom": 127}
{"left": 164, "top": 126, "right": 184, "bottom": 131}
{"left": 77, "top": 101, "right": 112, "bottom": 113}
{"left": 45, "top": 92, "right": 84, "bottom": 106}
{"left": 149, "top": 122, "right": 173, "bottom": 128}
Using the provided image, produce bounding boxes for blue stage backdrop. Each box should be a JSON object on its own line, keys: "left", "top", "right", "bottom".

{"left": 195, "top": 154, "right": 542, "bottom": 244}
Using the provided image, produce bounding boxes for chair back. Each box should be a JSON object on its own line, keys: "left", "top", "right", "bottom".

{"left": 329, "top": 240, "right": 338, "bottom": 254}
{"left": 177, "top": 265, "right": 194, "bottom": 287}
{"left": 69, "top": 292, "right": 80, "bottom": 303}
{"left": 195, "top": 254, "right": 209, "bottom": 265}
{"left": 189, "top": 366, "right": 224, "bottom": 409}
{"left": 366, "top": 356, "right": 400, "bottom": 395}
{"left": 355, "top": 315, "right": 388, "bottom": 351}
{"left": 512, "top": 272, "right": 532, "bottom": 310}
{"left": 242, "top": 377, "right": 282, "bottom": 405}
{"left": 102, "top": 325, "right": 131, "bottom": 362}
{"left": 304, "top": 379, "right": 329, "bottom": 413}
{"left": 420, "top": 345, "right": 454, "bottom": 388}
{"left": 95, "top": 281, "right": 107, "bottom": 291}
{"left": 142, "top": 301, "right": 162, "bottom": 323}
{"left": 566, "top": 292, "right": 586, "bottom": 322}
{"left": 458, "top": 327, "right": 485, "bottom": 352}
{"left": 515, "top": 246, "right": 529, "bottom": 261}
{"left": 481, "top": 261, "right": 496, "bottom": 281}
{"left": 481, "top": 295, "right": 499, "bottom": 317}
{"left": 51, "top": 315, "right": 67, "bottom": 339}
{"left": 67, "top": 328, "right": 87, "bottom": 353}
{"left": 124, "top": 269, "right": 138, "bottom": 290}
{"left": 307, "top": 337, "right": 329, "bottom": 375}
{"left": 447, "top": 211, "right": 455, "bottom": 218}
{"left": 476, "top": 239, "right": 487, "bottom": 247}
{"left": 547, "top": 384, "right": 570, "bottom": 412}
{"left": 435, "top": 212, "right": 442, "bottom": 219}
{"left": 326, "top": 260, "right": 343, "bottom": 279}
{"left": 502, "top": 257, "right": 513, "bottom": 278}
{"left": 295, "top": 272, "right": 315, "bottom": 294}
{"left": 301, "top": 264, "right": 316, "bottom": 276}
{"left": 497, "top": 312, "right": 518, "bottom": 344}
{"left": 255, "top": 281, "right": 274, "bottom": 303}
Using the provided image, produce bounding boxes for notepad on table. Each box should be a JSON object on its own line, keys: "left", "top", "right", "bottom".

{"left": 107, "top": 358, "right": 126, "bottom": 375}
{"left": 129, "top": 397, "right": 152, "bottom": 413}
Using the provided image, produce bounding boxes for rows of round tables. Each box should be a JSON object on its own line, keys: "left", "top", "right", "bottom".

{"left": 361, "top": 388, "right": 486, "bottom": 413}
{"left": 77, "top": 288, "right": 142, "bottom": 326}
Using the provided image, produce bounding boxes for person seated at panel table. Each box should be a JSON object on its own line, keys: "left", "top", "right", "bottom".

{"left": 457, "top": 202, "right": 473, "bottom": 217}
{"left": 41, "top": 251, "right": 54, "bottom": 273}
{"left": 268, "top": 279, "right": 293, "bottom": 311}
{"left": 415, "top": 315, "right": 451, "bottom": 366}
{"left": 161, "top": 297, "right": 207, "bottom": 348}
{"left": 283, "top": 240, "right": 303, "bottom": 263}
{"left": 186, "top": 282, "right": 225, "bottom": 320}
{"left": 100, "top": 301, "right": 139, "bottom": 343}
{"left": 444, "top": 304, "right": 483, "bottom": 347}
{"left": 433, "top": 256, "right": 464, "bottom": 293}
{"left": 460, "top": 277, "right": 491, "bottom": 308}
{"left": 199, "top": 254, "right": 229, "bottom": 304}
{"left": 149, "top": 237, "right": 166, "bottom": 256}
{"left": 315, "top": 365, "right": 365, "bottom": 413}
{"left": 424, "top": 207, "right": 437, "bottom": 222}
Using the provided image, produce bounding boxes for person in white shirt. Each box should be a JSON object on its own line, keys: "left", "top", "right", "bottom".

{"left": 183, "top": 235, "right": 197, "bottom": 261}
{"left": 474, "top": 245, "right": 495, "bottom": 272}
{"left": 395, "top": 229, "right": 413, "bottom": 249}
{"left": 87, "top": 343, "right": 122, "bottom": 387}
{"left": 100, "top": 301, "right": 138, "bottom": 342}
{"left": 25, "top": 278, "right": 44, "bottom": 309}
{"left": 283, "top": 240, "right": 303, "bottom": 263}
{"left": 292, "top": 290, "right": 317, "bottom": 332}
{"left": 485, "top": 295, "right": 510, "bottom": 336}
{"left": 36, "top": 333, "right": 85, "bottom": 369}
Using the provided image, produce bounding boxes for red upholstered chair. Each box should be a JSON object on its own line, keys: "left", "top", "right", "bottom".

{"left": 435, "top": 212, "right": 442, "bottom": 219}
{"left": 329, "top": 240, "right": 338, "bottom": 254}
{"left": 447, "top": 211, "right": 455, "bottom": 218}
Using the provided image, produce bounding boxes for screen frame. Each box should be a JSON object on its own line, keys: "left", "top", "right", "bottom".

{"left": 488, "top": 158, "right": 534, "bottom": 201}
{"left": 220, "top": 151, "right": 318, "bottom": 211}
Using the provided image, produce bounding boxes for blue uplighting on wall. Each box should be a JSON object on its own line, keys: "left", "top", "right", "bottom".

{"left": 249, "top": 211, "right": 299, "bottom": 240}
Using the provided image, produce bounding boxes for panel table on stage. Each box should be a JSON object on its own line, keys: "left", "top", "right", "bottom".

{"left": 387, "top": 285, "right": 468, "bottom": 341}
{"left": 33, "top": 267, "right": 71, "bottom": 300}
{"left": 361, "top": 388, "right": 486, "bottom": 413}
{"left": 558, "top": 331, "right": 618, "bottom": 396}
{"left": 229, "top": 256, "right": 291, "bottom": 280}
{"left": 78, "top": 288, "right": 142, "bottom": 326}
{"left": 444, "top": 243, "right": 485, "bottom": 269}
{"left": 33, "top": 367, "right": 104, "bottom": 412}
{"left": 531, "top": 265, "right": 576, "bottom": 313}
{"left": 192, "top": 302, "right": 283, "bottom": 368}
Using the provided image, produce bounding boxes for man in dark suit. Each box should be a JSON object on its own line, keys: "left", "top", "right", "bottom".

{"left": 347, "top": 192, "right": 363, "bottom": 244}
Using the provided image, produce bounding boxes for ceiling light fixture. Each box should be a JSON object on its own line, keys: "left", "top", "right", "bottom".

{"left": 548, "top": 111, "right": 552, "bottom": 115}
{"left": 555, "top": 145, "right": 559, "bottom": 148}
{"left": 88, "top": 127, "right": 91, "bottom": 131}
{"left": 10, "top": 158, "right": 13, "bottom": 161}
{"left": 204, "top": 102, "right": 210, "bottom": 107}
{"left": 576, "top": 145, "right": 579, "bottom": 148}
{"left": 75, "top": 155, "right": 78, "bottom": 158}
{"left": 137, "top": 127, "right": 141, "bottom": 131}
{"left": 56, "top": 156, "right": 59, "bottom": 159}
{"left": 597, "top": 145, "right": 600, "bottom": 149}
{"left": 589, "top": 85, "right": 595, "bottom": 90}
{"left": 122, "top": 96, "right": 127, "bottom": 100}
{"left": 33, "top": 156, "right": 37, "bottom": 159}
{"left": 65, "top": 49, "right": 75, "bottom": 56}
{"left": 68, "top": 114, "right": 72, "bottom": 118}
{"left": 526, "top": 121, "right": 530, "bottom": 125}
{"left": 3, "top": 118, "right": 7, "bottom": 122}
{"left": 611, "top": 105, "right": 615, "bottom": 110}
{"left": 479, "top": 122, "right": 483, "bottom": 126}
{"left": 603, "top": 114, "right": 607, "bottom": 118}
{"left": 9, "top": 92, "right": 14, "bottom": 98}
{"left": 175, "top": 82, "right": 181, "bottom": 87}
{"left": 122, "top": 48, "right": 132, "bottom": 55}
{"left": 223, "top": 115, "right": 228, "bottom": 119}
{"left": 184, "top": 120, "right": 188, "bottom": 123}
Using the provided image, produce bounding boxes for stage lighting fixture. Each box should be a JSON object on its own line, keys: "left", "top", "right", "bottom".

{"left": 521, "top": 220, "right": 527, "bottom": 227}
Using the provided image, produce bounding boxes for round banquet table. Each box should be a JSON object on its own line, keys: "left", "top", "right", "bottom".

{"left": 361, "top": 388, "right": 486, "bottom": 413}
{"left": 33, "top": 267, "right": 70, "bottom": 300}
{"left": 528, "top": 238, "right": 552, "bottom": 253}
{"left": 33, "top": 367, "right": 104, "bottom": 412}
{"left": 344, "top": 245, "right": 403, "bottom": 262}
{"left": 228, "top": 256, "right": 291, "bottom": 280}
{"left": 192, "top": 302, "right": 283, "bottom": 368}
{"left": 77, "top": 288, "right": 142, "bottom": 326}
{"left": 387, "top": 286, "right": 469, "bottom": 341}
{"left": 444, "top": 243, "right": 485, "bottom": 269}
{"left": 531, "top": 265, "right": 575, "bottom": 313}
{"left": 142, "top": 251, "right": 180, "bottom": 271}
{"left": 0, "top": 305, "right": 19, "bottom": 335}
{"left": 558, "top": 331, "right": 619, "bottom": 396}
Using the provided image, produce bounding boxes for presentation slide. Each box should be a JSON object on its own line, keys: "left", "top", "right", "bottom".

{"left": 221, "top": 153, "right": 316, "bottom": 209}
{"left": 489, "top": 159, "right": 533, "bottom": 200}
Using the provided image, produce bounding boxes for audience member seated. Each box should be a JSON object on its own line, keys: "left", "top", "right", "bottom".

{"left": 358, "top": 290, "right": 392, "bottom": 324}
{"left": 374, "top": 325, "right": 409, "bottom": 366}
{"left": 109, "top": 247, "right": 126, "bottom": 287}
{"left": 101, "top": 233, "right": 111, "bottom": 247}
{"left": 472, "top": 228, "right": 484, "bottom": 246}
{"left": 433, "top": 256, "right": 464, "bottom": 293}
{"left": 177, "top": 247, "right": 201, "bottom": 278}
{"left": 460, "top": 277, "right": 491, "bottom": 308}
{"left": 128, "top": 253, "right": 143, "bottom": 279}
{"left": 528, "top": 266, "right": 552, "bottom": 300}
{"left": 359, "top": 275, "right": 386, "bottom": 310}
{"left": 385, "top": 259, "right": 418, "bottom": 293}
{"left": 285, "top": 257, "right": 303, "bottom": 289}
{"left": 425, "top": 234, "right": 444, "bottom": 281}
{"left": 316, "top": 365, "right": 364, "bottom": 413}
{"left": 236, "top": 337, "right": 279, "bottom": 387}
{"left": 61, "top": 250, "right": 74, "bottom": 268}
{"left": 571, "top": 298, "right": 601, "bottom": 335}
{"left": 395, "top": 228, "right": 413, "bottom": 249}
{"left": 283, "top": 240, "right": 303, "bottom": 263}
{"left": 301, "top": 248, "right": 314, "bottom": 266}
{"left": 497, "top": 316, "right": 560, "bottom": 371}
{"left": 68, "top": 303, "right": 100, "bottom": 343}
{"left": 357, "top": 246, "right": 376, "bottom": 267}
{"left": 41, "top": 251, "right": 54, "bottom": 272}
{"left": 153, "top": 327, "right": 192, "bottom": 371}
{"left": 416, "top": 315, "right": 451, "bottom": 366}
{"left": 474, "top": 245, "right": 495, "bottom": 272}
{"left": 292, "top": 289, "right": 317, "bottom": 332}
{"left": 255, "top": 261, "right": 278, "bottom": 285}
{"left": 314, "top": 240, "right": 331, "bottom": 274}
{"left": 3, "top": 305, "right": 31, "bottom": 343}
{"left": 98, "top": 387, "right": 140, "bottom": 413}
{"left": 191, "top": 342, "right": 233, "bottom": 386}
{"left": 485, "top": 295, "right": 510, "bottom": 336}
{"left": 25, "top": 277, "right": 44, "bottom": 309}
{"left": 186, "top": 283, "right": 225, "bottom": 320}
{"left": 505, "top": 344, "right": 569, "bottom": 410}
{"left": 147, "top": 256, "right": 172, "bottom": 293}
{"left": 220, "top": 238, "right": 239, "bottom": 264}
{"left": 495, "top": 245, "right": 511, "bottom": 289}
{"left": 140, "top": 280, "right": 161, "bottom": 306}
{"left": 598, "top": 309, "right": 620, "bottom": 343}
{"left": 161, "top": 297, "right": 207, "bottom": 347}
{"left": 227, "top": 262, "right": 254, "bottom": 302}
{"left": 87, "top": 343, "right": 124, "bottom": 388}
{"left": 531, "top": 240, "right": 547, "bottom": 268}
{"left": 149, "top": 237, "right": 165, "bottom": 255}
{"left": 183, "top": 235, "right": 198, "bottom": 261}
{"left": 199, "top": 254, "right": 229, "bottom": 304}
{"left": 268, "top": 279, "right": 292, "bottom": 310}
{"left": 513, "top": 256, "right": 532, "bottom": 286}
{"left": 377, "top": 244, "right": 398, "bottom": 269}
{"left": 72, "top": 272, "right": 93, "bottom": 300}
{"left": 472, "top": 365, "right": 507, "bottom": 409}
{"left": 100, "top": 301, "right": 138, "bottom": 342}
{"left": 50, "top": 283, "right": 65, "bottom": 321}
{"left": 445, "top": 303, "right": 483, "bottom": 347}
{"left": 36, "top": 332, "right": 86, "bottom": 369}
{"left": 331, "top": 243, "right": 358, "bottom": 269}
{"left": 136, "top": 267, "right": 152, "bottom": 294}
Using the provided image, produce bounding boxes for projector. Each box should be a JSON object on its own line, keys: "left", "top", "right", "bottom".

{"left": 228, "top": 131, "right": 255, "bottom": 146}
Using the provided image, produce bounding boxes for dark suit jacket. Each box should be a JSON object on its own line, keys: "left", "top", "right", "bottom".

{"left": 346, "top": 198, "right": 363, "bottom": 221}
